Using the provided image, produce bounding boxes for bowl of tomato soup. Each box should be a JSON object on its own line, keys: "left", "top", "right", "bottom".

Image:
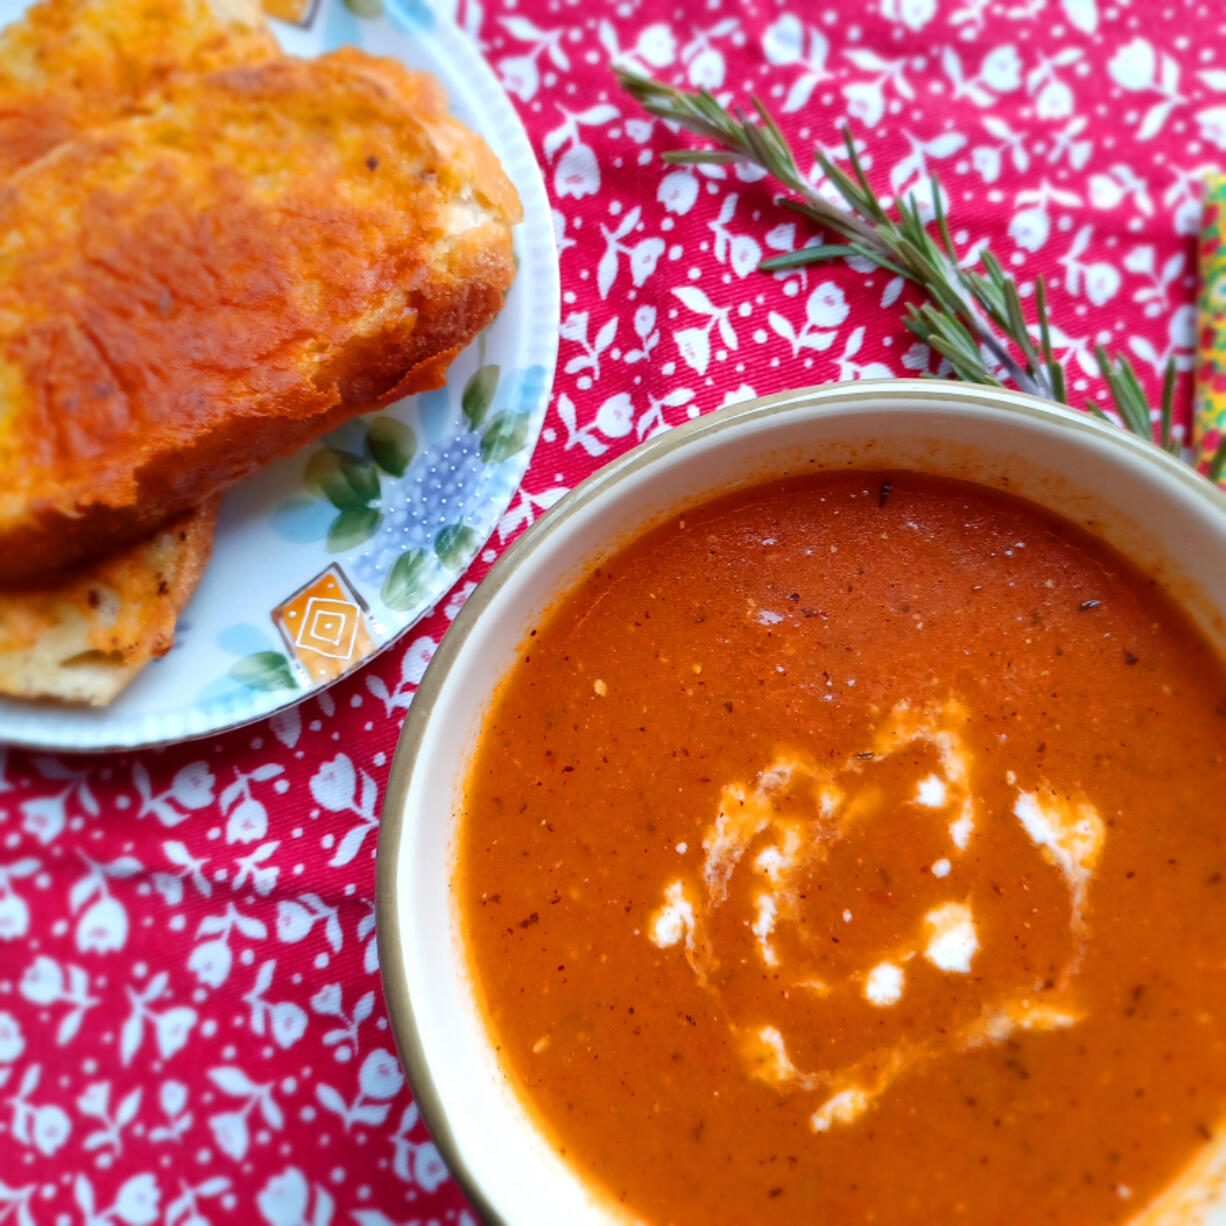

{"left": 377, "top": 380, "right": 1226, "bottom": 1226}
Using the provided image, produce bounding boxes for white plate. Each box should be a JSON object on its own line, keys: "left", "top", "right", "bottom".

{"left": 0, "top": 0, "right": 558, "bottom": 752}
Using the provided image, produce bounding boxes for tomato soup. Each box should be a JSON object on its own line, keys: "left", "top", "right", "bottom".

{"left": 457, "top": 472, "right": 1226, "bottom": 1225}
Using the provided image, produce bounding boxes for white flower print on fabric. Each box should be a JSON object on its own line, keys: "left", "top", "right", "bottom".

{"left": 20, "top": 758, "right": 98, "bottom": 844}
{"left": 316, "top": 1050, "right": 403, "bottom": 1131}
{"left": 19, "top": 954, "right": 97, "bottom": 1043}
{"left": 71, "top": 853, "right": 143, "bottom": 954}
{"left": 679, "top": 19, "right": 737, "bottom": 89}
{"left": 1025, "top": 49, "right": 1084, "bottom": 120}
{"left": 881, "top": 0, "right": 936, "bottom": 32}
{"left": 9, "top": 1066, "right": 71, "bottom": 1156}
{"left": 132, "top": 761, "right": 214, "bottom": 827}
{"left": 1108, "top": 37, "right": 1185, "bottom": 139}
{"left": 219, "top": 764, "right": 284, "bottom": 845}
{"left": 762, "top": 14, "right": 831, "bottom": 113}
{"left": 1128, "top": 302, "right": 1197, "bottom": 382}
{"left": 1060, "top": 225, "right": 1122, "bottom": 306}
{"left": 559, "top": 310, "right": 618, "bottom": 381}
{"left": 276, "top": 894, "right": 342, "bottom": 949}
{"left": 841, "top": 48, "right": 915, "bottom": 128}
{"left": 1088, "top": 163, "right": 1152, "bottom": 215}
{"left": 75, "top": 1173, "right": 163, "bottom": 1226}
{"left": 389, "top": 1102, "right": 450, "bottom": 1192}
{"left": 597, "top": 206, "right": 665, "bottom": 298}
{"left": 1008, "top": 181, "right": 1083, "bottom": 253}
{"left": 708, "top": 195, "right": 763, "bottom": 277}
{"left": 148, "top": 1081, "right": 193, "bottom": 1144}
{"left": 357, "top": 901, "right": 379, "bottom": 976}
{"left": 546, "top": 106, "right": 614, "bottom": 201}
{"left": 233, "top": 841, "right": 281, "bottom": 896}
{"left": 188, "top": 902, "right": 266, "bottom": 989}
{"left": 0, "top": 1183, "right": 34, "bottom": 1226}
{"left": 120, "top": 973, "right": 196, "bottom": 1065}
{"left": 207, "top": 1066, "right": 284, "bottom": 1161}
{"left": 243, "top": 961, "right": 308, "bottom": 1050}
{"left": 597, "top": 19, "right": 677, "bottom": 76}
{"left": 495, "top": 16, "right": 567, "bottom": 102}
{"left": 366, "top": 635, "right": 436, "bottom": 716}
{"left": 1198, "top": 104, "right": 1226, "bottom": 151}
{"left": 941, "top": 44, "right": 1022, "bottom": 107}
{"left": 0, "top": 3, "right": 1216, "bottom": 1221}
{"left": 77, "top": 1081, "right": 141, "bottom": 1155}
{"left": 672, "top": 286, "right": 738, "bottom": 376}
{"left": 0, "top": 858, "right": 36, "bottom": 941}
{"left": 0, "top": 1012, "right": 24, "bottom": 1064}
{"left": 889, "top": 131, "right": 966, "bottom": 222}
{"left": 657, "top": 169, "right": 699, "bottom": 215}
{"left": 496, "top": 483, "right": 569, "bottom": 542}
{"left": 835, "top": 327, "right": 894, "bottom": 382}
{"left": 309, "top": 755, "right": 380, "bottom": 867}
{"left": 311, "top": 982, "right": 375, "bottom": 1062}
{"left": 770, "top": 281, "right": 851, "bottom": 357}
{"left": 256, "top": 1168, "right": 334, "bottom": 1226}
{"left": 152, "top": 841, "right": 211, "bottom": 907}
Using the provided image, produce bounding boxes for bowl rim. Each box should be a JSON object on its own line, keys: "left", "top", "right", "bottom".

{"left": 375, "top": 377, "right": 1226, "bottom": 1224}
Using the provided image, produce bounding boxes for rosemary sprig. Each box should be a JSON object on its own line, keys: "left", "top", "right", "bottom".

{"left": 617, "top": 67, "right": 1225, "bottom": 474}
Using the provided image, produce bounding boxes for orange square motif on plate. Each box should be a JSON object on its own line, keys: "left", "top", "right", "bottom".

{"left": 260, "top": 0, "right": 318, "bottom": 25}
{"left": 273, "top": 565, "right": 375, "bottom": 684}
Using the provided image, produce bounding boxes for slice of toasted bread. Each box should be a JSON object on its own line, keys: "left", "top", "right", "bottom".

{"left": 0, "top": 49, "right": 521, "bottom": 583}
{"left": 0, "top": 0, "right": 277, "bottom": 177}
{"left": 0, "top": 500, "right": 218, "bottom": 705}
{"left": 0, "top": 0, "right": 273, "bottom": 699}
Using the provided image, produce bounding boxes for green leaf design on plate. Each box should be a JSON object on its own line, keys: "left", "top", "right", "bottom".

{"left": 480, "top": 410, "right": 532, "bottom": 464}
{"left": 381, "top": 548, "right": 430, "bottom": 611}
{"left": 229, "top": 651, "right": 298, "bottom": 692}
{"left": 343, "top": 0, "right": 383, "bottom": 14}
{"left": 435, "top": 523, "right": 478, "bottom": 569}
{"left": 328, "top": 506, "right": 382, "bottom": 553}
{"left": 340, "top": 455, "right": 381, "bottom": 505}
{"left": 462, "top": 364, "right": 501, "bottom": 430}
{"left": 306, "top": 450, "right": 381, "bottom": 510}
{"left": 366, "top": 416, "right": 416, "bottom": 478}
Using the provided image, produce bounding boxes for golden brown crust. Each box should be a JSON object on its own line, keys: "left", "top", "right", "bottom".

{"left": 0, "top": 499, "right": 218, "bottom": 704}
{"left": 0, "top": 0, "right": 266, "bottom": 697}
{"left": 0, "top": 0, "right": 278, "bottom": 178}
{"left": 158, "top": 497, "right": 219, "bottom": 641}
{"left": 0, "top": 50, "right": 520, "bottom": 583}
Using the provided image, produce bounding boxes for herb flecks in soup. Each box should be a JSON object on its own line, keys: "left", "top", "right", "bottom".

{"left": 459, "top": 473, "right": 1226, "bottom": 1225}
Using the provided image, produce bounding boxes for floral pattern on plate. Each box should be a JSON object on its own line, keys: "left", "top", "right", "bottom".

{"left": 0, "top": 0, "right": 559, "bottom": 752}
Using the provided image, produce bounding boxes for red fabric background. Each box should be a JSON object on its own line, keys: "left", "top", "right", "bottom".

{"left": 2, "top": 0, "right": 1222, "bottom": 1220}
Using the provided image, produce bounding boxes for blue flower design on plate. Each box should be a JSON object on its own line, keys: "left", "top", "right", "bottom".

{"left": 0, "top": 0, "right": 558, "bottom": 751}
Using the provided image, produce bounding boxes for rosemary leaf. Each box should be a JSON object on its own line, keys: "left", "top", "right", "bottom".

{"left": 1160, "top": 359, "right": 1178, "bottom": 453}
{"left": 930, "top": 176, "right": 958, "bottom": 264}
{"left": 759, "top": 245, "right": 861, "bottom": 273}
{"left": 1212, "top": 437, "right": 1226, "bottom": 484}
{"left": 1034, "top": 276, "right": 1067, "bottom": 404}
{"left": 615, "top": 66, "right": 1216, "bottom": 477}
{"left": 662, "top": 150, "right": 741, "bottom": 165}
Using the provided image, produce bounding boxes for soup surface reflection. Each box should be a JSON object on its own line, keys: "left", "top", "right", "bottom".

{"left": 458, "top": 472, "right": 1226, "bottom": 1225}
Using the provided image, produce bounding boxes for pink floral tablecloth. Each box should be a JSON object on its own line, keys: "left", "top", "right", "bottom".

{"left": 1, "top": 0, "right": 1222, "bottom": 1220}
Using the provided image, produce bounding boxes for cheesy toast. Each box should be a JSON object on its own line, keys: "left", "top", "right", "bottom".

{"left": 0, "top": 501, "right": 218, "bottom": 705}
{"left": 0, "top": 0, "right": 277, "bottom": 178}
{"left": 0, "top": 49, "right": 520, "bottom": 583}
{"left": 0, "top": 0, "right": 273, "bottom": 701}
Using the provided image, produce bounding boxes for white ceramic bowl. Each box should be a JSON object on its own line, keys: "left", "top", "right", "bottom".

{"left": 376, "top": 380, "right": 1226, "bottom": 1226}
